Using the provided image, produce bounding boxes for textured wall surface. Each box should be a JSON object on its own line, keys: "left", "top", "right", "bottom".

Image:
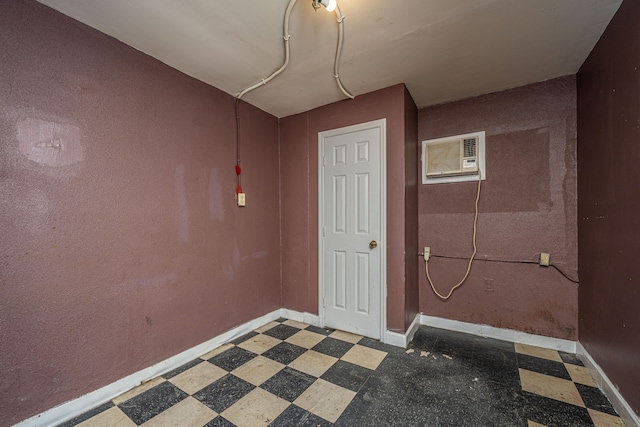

{"left": 404, "top": 87, "right": 420, "bottom": 329}
{"left": 280, "top": 84, "right": 418, "bottom": 334}
{"left": 0, "top": 2, "right": 281, "bottom": 425}
{"left": 577, "top": 0, "right": 640, "bottom": 417}
{"left": 418, "top": 77, "right": 579, "bottom": 339}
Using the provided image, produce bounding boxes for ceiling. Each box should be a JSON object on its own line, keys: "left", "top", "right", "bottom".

{"left": 38, "top": 0, "right": 622, "bottom": 118}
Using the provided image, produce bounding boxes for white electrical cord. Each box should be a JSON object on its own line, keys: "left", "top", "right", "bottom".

{"left": 236, "top": 0, "right": 354, "bottom": 101}
{"left": 233, "top": 0, "right": 353, "bottom": 199}
{"left": 333, "top": 5, "right": 355, "bottom": 99}
{"left": 425, "top": 172, "right": 482, "bottom": 300}
{"left": 236, "top": 0, "right": 297, "bottom": 100}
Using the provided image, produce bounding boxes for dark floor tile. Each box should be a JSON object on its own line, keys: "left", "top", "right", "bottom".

{"left": 367, "top": 398, "right": 441, "bottom": 427}
{"left": 57, "top": 401, "right": 115, "bottom": 427}
{"left": 522, "top": 390, "right": 594, "bottom": 427}
{"left": 474, "top": 336, "right": 516, "bottom": 355}
{"left": 262, "top": 342, "right": 307, "bottom": 365}
{"left": 204, "top": 416, "right": 237, "bottom": 427}
{"left": 404, "top": 363, "right": 479, "bottom": 397}
{"left": 473, "top": 345, "right": 517, "bottom": 367}
{"left": 118, "top": 381, "right": 188, "bottom": 425}
{"left": 471, "top": 359, "right": 521, "bottom": 389}
{"left": 163, "top": 358, "right": 203, "bottom": 379}
{"left": 260, "top": 367, "right": 316, "bottom": 402}
{"left": 406, "top": 368, "right": 511, "bottom": 425}
{"left": 473, "top": 339, "right": 516, "bottom": 360}
{"left": 334, "top": 374, "right": 408, "bottom": 427}
{"left": 339, "top": 361, "right": 512, "bottom": 427}
{"left": 230, "top": 331, "right": 259, "bottom": 345}
{"left": 357, "top": 337, "right": 405, "bottom": 356}
{"left": 402, "top": 374, "right": 527, "bottom": 427}
{"left": 305, "top": 325, "right": 335, "bottom": 336}
{"left": 466, "top": 339, "right": 520, "bottom": 388}
{"left": 269, "top": 404, "right": 332, "bottom": 426}
{"left": 517, "top": 353, "right": 572, "bottom": 380}
{"left": 429, "top": 331, "right": 476, "bottom": 360}
{"left": 473, "top": 381, "right": 529, "bottom": 426}
{"left": 263, "top": 324, "right": 301, "bottom": 340}
{"left": 559, "top": 351, "right": 584, "bottom": 366}
{"left": 275, "top": 317, "right": 288, "bottom": 323}
{"left": 407, "top": 346, "right": 477, "bottom": 380}
{"left": 436, "top": 400, "right": 527, "bottom": 427}
{"left": 407, "top": 326, "right": 439, "bottom": 351}
{"left": 434, "top": 327, "right": 484, "bottom": 346}
{"left": 372, "top": 351, "right": 424, "bottom": 380}
{"left": 208, "top": 346, "right": 256, "bottom": 371}
{"left": 576, "top": 383, "right": 619, "bottom": 416}
{"left": 321, "top": 360, "right": 373, "bottom": 392}
{"left": 368, "top": 362, "right": 416, "bottom": 396}
{"left": 405, "top": 397, "right": 523, "bottom": 427}
{"left": 311, "top": 337, "right": 354, "bottom": 358}
{"left": 193, "top": 374, "right": 255, "bottom": 413}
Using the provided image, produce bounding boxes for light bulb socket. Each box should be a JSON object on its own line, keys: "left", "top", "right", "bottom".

{"left": 313, "top": 0, "right": 336, "bottom": 12}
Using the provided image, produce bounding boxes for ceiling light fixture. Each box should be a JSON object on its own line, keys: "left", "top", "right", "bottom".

{"left": 313, "top": 0, "right": 337, "bottom": 12}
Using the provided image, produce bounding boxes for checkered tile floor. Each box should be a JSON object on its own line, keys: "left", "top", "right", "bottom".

{"left": 59, "top": 319, "right": 624, "bottom": 426}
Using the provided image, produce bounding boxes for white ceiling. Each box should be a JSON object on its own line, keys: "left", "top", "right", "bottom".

{"left": 38, "top": 0, "right": 622, "bottom": 118}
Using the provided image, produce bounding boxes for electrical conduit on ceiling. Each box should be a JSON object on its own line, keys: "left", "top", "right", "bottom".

{"left": 234, "top": 0, "right": 354, "bottom": 202}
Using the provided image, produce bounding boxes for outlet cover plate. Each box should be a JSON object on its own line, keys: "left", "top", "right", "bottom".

{"left": 540, "top": 252, "right": 550, "bottom": 266}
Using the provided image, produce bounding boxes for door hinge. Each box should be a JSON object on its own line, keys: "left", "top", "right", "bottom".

{"left": 322, "top": 156, "right": 326, "bottom": 166}
{"left": 322, "top": 227, "right": 326, "bottom": 237}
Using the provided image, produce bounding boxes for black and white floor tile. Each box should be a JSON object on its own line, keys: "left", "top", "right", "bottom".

{"left": 57, "top": 319, "right": 624, "bottom": 427}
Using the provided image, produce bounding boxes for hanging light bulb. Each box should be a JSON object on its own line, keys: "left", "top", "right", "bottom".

{"left": 322, "top": 0, "right": 337, "bottom": 12}
{"left": 313, "top": 0, "right": 337, "bottom": 12}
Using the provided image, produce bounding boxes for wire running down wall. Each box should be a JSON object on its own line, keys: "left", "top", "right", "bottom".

{"left": 418, "top": 76, "right": 578, "bottom": 340}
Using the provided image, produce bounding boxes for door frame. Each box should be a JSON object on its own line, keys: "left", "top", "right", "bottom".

{"left": 317, "top": 118, "right": 387, "bottom": 340}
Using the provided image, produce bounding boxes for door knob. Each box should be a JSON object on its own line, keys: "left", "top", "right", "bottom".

{"left": 369, "top": 240, "right": 378, "bottom": 249}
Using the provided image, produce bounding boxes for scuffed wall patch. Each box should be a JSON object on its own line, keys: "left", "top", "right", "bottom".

{"left": 17, "top": 118, "right": 84, "bottom": 166}
{"left": 175, "top": 164, "right": 190, "bottom": 244}
{"left": 122, "top": 273, "right": 178, "bottom": 290}
{"left": 208, "top": 166, "right": 225, "bottom": 222}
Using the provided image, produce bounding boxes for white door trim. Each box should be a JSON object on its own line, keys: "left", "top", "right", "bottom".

{"left": 318, "top": 118, "right": 387, "bottom": 340}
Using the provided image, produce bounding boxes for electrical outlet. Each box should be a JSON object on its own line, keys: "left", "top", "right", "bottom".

{"left": 237, "top": 193, "right": 246, "bottom": 207}
{"left": 424, "top": 246, "right": 430, "bottom": 260}
{"left": 540, "top": 252, "right": 550, "bottom": 267}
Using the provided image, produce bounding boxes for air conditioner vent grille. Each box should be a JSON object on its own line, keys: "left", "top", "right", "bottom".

{"left": 463, "top": 138, "right": 477, "bottom": 158}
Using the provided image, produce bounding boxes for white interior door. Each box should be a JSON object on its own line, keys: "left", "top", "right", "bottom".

{"left": 319, "top": 120, "right": 385, "bottom": 340}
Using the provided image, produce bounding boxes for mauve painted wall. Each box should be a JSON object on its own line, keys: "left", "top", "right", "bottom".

{"left": 577, "top": 0, "right": 640, "bottom": 416}
{"left": 0, "top": 2, "right": 280, "bottom": 425}
{"left": 418, "top": 77, "right": 579, "bottom": 339}
{"left": 404, "top": 87, "right": 420, "bottom": 329}
{"left": 280, "top": 84, "right": 418, "bottom": 333}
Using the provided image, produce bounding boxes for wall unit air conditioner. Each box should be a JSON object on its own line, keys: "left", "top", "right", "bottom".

{"left": 421, "top": 131, "right": 486, "bottom": 185}
{"left": 424, "top": 136, "right": 478, "bottom": 178}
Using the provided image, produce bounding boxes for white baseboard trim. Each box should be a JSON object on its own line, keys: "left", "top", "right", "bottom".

{"left": 282, "top": 308, "right": 415, "bottom": 348}
{"left": 420, "top": 315, "right": 577, "bottom": 354}
{"left": 15, "top": 309, "right": 283, "bottom": 427}
{"left": 405, "top": 314, "right": 421, "bottom": 345}
{"left": 383, "top": 314, "right": 420, "bottom": 348}
{"left": 279, "top": 308, "right": 322, "bottom": 328}
{"left": 24, "top": 310, "right": 618, "bottom": 427}
{"left": 382, "top": 330, "right": 406, "bottom": 347}
{"left": 577, "top": 343, "right": 640, "bottom": 427}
